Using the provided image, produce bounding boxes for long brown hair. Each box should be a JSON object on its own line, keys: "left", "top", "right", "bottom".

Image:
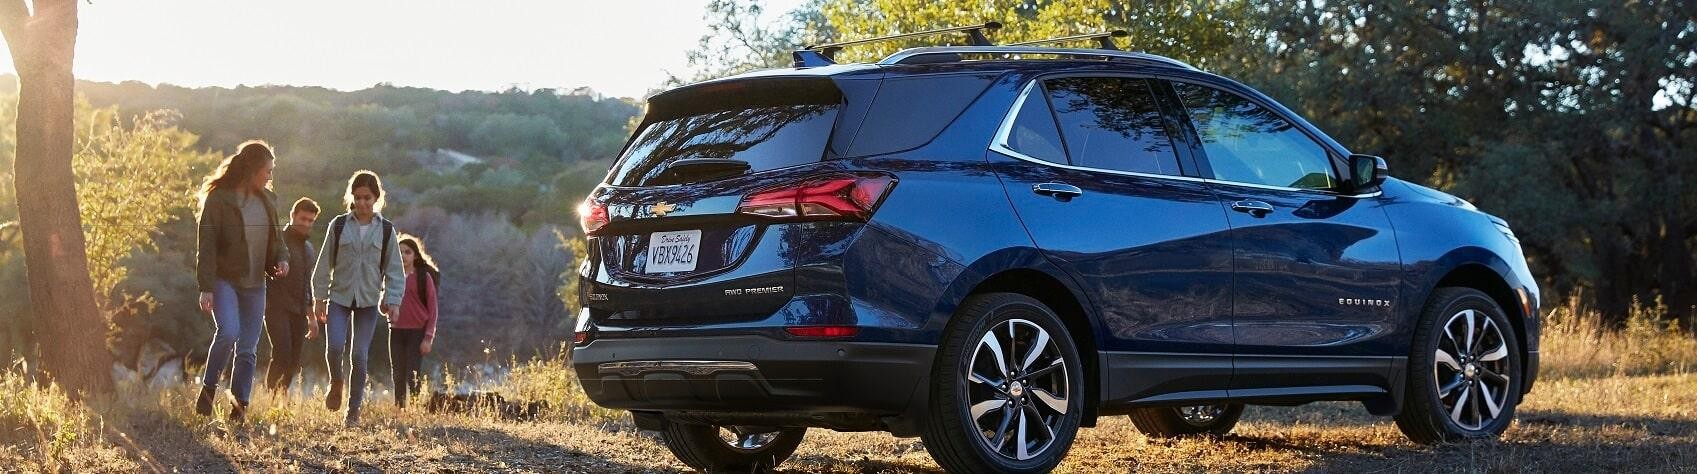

{"left": 198, "top": 140, "right": 274, "bottom": 206}
{"left": 398, "top": 233, "right": 440, "bottom": 303}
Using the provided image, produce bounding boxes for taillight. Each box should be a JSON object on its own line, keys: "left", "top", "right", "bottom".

{"left": 577, "top": 199, "right": 608, "bottom": 235}
{"left": 737, "top": 175, "right": 894, "bottom": 220}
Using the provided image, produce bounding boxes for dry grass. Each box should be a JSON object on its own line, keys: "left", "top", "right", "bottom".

{"left": 2, "top": 305, "right": 1694, "bottom": 473}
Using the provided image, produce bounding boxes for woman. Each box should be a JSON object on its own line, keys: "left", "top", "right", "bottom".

{"left": 390, "top": 233, "right": 439, "bottom": 409}
{"left": 312, "top": 170, "right": 405, "bottom": 427}
{"left": 194, "top": 140, "right": 289, "bottom": 422}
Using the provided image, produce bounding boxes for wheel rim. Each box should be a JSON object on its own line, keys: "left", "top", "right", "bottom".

{"left": 1434, "top": 308, "right": 1513, "bottom": 431}
{"left": 715, "top": 426, "right": 780, "bottom": 452}
{"left": 965, "top": 318, "right": 1070, "bottom": 461}
{"left": 1175, "top": 405, "right": 1227, "bottom": 426}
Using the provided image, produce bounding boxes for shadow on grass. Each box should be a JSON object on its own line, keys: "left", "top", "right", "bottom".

{"left": 109, "top": 412, "right": 239, "bottom": 473}
{"left": 1214, "top": 408, "right": 1697, "bottom": 472}
{"left": 424, "top": 425, "right": 674, "bottom": 472}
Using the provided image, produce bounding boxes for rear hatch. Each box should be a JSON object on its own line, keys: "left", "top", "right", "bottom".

{"left": 580, "top": 76, "right": 880, "bottom": 324}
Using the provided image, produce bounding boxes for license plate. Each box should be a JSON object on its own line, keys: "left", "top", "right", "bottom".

{"left": 645, "top": 230, "right": 702, "bottom": 273}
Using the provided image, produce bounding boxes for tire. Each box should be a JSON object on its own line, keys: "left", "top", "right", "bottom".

{"left": 920, "top": 293, "right": 1086, "bottom": 473}
{"left": 1394, "top": 287, "right": 1523, "bottom": 444}
{"left": 658, "top": 423, "right": 805, "bottom": 473}
{"left": 1128, "top": 403, "right": 1244, "bottom": 438}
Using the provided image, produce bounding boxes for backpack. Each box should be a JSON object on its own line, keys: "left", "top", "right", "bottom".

{"left": 415, "top": 267, "right": 441, "bottom": 306}
{"left": 329, "top": 213, "right": 394, "bottom": 272}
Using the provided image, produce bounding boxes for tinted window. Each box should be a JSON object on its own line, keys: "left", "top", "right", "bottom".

{"left": 1045, "top": 77, "right": 1182, "bottom": 176}
{"left": 1003, "top": 84, "right": 1067, "bottom": 163}
{"left": 845, "top": 74, "right": 996, "bottom": 157}
{"left": 611, "top": 104, "right": 838, "bottom": 186}
{"left": 1173, "top": 83, "right": 1337, "bottom": 190}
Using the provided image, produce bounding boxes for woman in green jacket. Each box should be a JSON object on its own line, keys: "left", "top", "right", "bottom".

{"left": 194, "top": 141, "right": 289, "bottom": 422}
{"left": 312, "top": 170, "right": 405, "bottom": 427}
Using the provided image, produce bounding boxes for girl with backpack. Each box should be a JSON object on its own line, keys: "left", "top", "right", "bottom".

{"left": 193, "top": 140, "right": 289, "bottom": 422}
{"left": 311, "top": 170, "right": 405, "bottom": 427}
{"left": 391, "top": 233, "right": 439, "bottom": 409}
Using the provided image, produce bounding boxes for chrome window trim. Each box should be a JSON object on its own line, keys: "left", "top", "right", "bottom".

{"left": 991, "top": 80, "right": 1381, "bottom": 199}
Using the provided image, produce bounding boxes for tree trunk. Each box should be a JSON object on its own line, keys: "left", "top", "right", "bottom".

{"left": 1, "top": 0, "right": 112, "bottom": 395}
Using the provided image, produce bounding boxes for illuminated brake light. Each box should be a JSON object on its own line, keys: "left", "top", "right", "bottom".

{"left": 785, "top": 326, "right": 859, "bottom": 338}
{"left": 738, "top": 175, "right": 894, "bottom": 220}
{"left": 577, "top": 199, "right": 609, "bottom": 235}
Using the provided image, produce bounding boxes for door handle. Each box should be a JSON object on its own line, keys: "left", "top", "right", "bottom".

{"left": 1231, "top": 200, "right": 1274, "bottom": 217}
{"left": 1032, "top": 183, "right": 1083, "bottom": 200}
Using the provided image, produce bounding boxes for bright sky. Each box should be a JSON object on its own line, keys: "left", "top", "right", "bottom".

{"left": 0, "top": 0, "right": 806, "bottom": 99}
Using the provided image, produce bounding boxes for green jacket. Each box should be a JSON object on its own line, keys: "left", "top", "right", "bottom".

{"left": 195, "top": 188, "right": 288, "bottom": 292}
{"left": 311, "top": 213, "right": 406, "bottom": 309}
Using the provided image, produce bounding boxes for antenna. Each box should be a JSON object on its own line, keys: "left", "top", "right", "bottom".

{"left": 1005, "top": 30, "right": 1129, "bottom": 51}
{"left": 800, "top": 21, "right": 1003, "bottom": 65}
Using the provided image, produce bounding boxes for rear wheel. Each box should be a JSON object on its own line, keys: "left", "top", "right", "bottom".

{"left": 659, "top": 423, "right": 805, "bottom": 473}
{"left": 921, "top": 293, "right": 1085, "bottom": 473}
{"left": 1394, "top": 287, "right": 1523, "bottom": 444}
{"left": 1128, "top": 403, "right": 1244, "bottom": 438}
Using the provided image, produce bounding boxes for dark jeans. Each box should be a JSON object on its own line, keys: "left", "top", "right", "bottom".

{"left": 264, "top": 309, "right": 310, "bottom": 393}
{"left": 390, "top": 328, "right": 426, "bottom": 408}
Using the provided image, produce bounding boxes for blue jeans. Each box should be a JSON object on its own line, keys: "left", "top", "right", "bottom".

{"left": 326, "top": 302, "right": 380, "bottom": 414}
{"left": 202, "top": 279, "right": 266, "bottom": 404}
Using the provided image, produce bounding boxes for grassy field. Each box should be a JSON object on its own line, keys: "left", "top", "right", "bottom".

{"left": 3, "top": 301, "right": 1694, "bottom": 473}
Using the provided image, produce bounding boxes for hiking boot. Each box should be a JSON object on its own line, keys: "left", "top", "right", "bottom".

{"left": 228, "top": 401, "right": 248, "bottom": 423}
{"left": 327, "top": 380, "right": 344, "bottom": 411}
{"left": 344, "top": 409, "right": 360, "bottom": 428}
{"left": 195, "top": 385, "right": 216, "bottom": 417}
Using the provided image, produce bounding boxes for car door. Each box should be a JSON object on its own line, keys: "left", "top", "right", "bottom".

{"left": 1167, "top": 80, "right": 1404, "bottom": 394}
{"left": 989, "top": 75, "right": 1237, "bottom": 404}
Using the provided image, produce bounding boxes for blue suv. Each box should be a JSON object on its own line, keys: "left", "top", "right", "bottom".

{"left": 571, "top": 43, "right": 1540, "bottom": 473}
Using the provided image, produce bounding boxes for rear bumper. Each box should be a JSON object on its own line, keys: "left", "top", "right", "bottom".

{"left": 571, "top": 335, "right": 935, "bottom": 430}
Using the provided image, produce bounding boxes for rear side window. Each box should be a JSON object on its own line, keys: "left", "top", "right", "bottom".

{"left": 1044, "top": 77, "right": 1183, "bottom": 176}
{"left": 1003, "top": 84, "right": 1067, "bottom": 164}
{"left": 612, "top": 80, "right": 841, "bottom": 186}
{"left": 1172, "top": 82, "right": 1337, "bottom": 190}
{"left": 844, "top": 74, "right": 996, "bottom": 157}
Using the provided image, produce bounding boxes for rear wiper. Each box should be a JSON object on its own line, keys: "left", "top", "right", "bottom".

{"left": 649, "top": 158, "right": 751, "bottom": 186}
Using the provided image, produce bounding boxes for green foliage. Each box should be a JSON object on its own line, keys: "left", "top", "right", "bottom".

{"left": 72, "top": 105, "right": 218, "bottom": 302}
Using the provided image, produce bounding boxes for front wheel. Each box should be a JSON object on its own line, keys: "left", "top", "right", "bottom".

{"left": 921, "top": 293, "right": 1085, "bottom": 473}
{"left": 658, "top": 423, "right": 805, "bottom": 473}
{"left": 1394, "top": 287, "right": 1523, "bottom": 444}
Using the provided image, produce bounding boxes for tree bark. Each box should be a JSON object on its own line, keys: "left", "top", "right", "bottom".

{"left": 0, "top": 0, "right": 112, "bottom": 395}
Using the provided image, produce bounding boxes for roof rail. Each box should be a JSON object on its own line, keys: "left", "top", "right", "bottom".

{"left": 877, "top": 46, "right": 1200, "bottom": 70}
{"left": 793, "top": 21, "right": 1002, "bottom": 68}
{"left": 1005, "top": 30, "right": 1129, "bottom": 50}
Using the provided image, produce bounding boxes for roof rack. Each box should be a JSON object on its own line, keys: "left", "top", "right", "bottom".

{"left": 877, "top": 46, "right": 1200, "bottom": 70}
{"left": 793, "top": 21, "right": 1001, "bottom": 68}
{"left": 1005, "top": 30, "right": 1129, "bottom": 50}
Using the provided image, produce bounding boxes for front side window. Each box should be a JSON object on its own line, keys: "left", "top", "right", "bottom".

{"left": 1173, "top": 83, "right": 1337, "bottom": 190}
{"left": 1044, "top": 77, "right": 1182, "bottom": 176}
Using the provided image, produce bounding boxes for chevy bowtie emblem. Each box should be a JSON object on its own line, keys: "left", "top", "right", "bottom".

{"left": 650, "top": 201, "right": 677, "bottom": 217}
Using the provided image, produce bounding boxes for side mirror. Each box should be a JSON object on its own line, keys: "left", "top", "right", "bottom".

{"left": 1349, "top": 154, "right": 1388, "bottom": 192}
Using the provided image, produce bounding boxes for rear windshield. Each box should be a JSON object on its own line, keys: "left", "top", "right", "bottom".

{"left": 609, "top": 80, "right": 842, "bottom": 187}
